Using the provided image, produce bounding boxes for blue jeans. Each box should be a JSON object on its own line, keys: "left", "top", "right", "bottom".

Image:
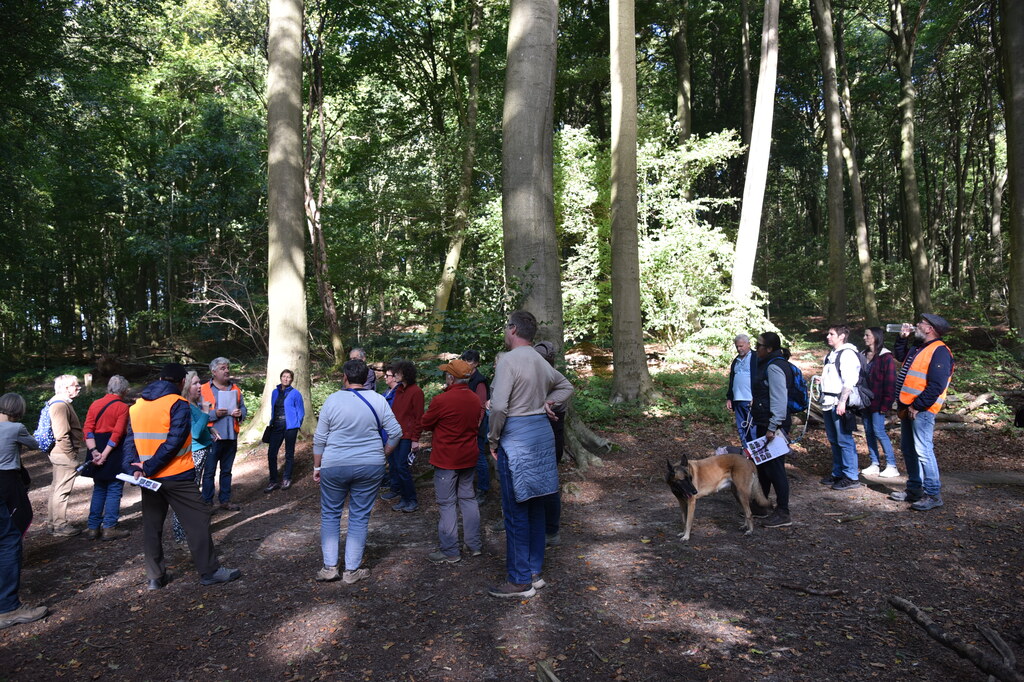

{"left": 732, "top": 401, "right": 754, "bottom": 444}
{"left": 822, "top": 409, "right": 859, "bottom": 480}
{"left": 267, "top": 427, "right": 298, "bottom": 482}
{"left": 863, "top": 411, "right": 896, "bottom": 467}
{"left": 319, "top": 464, "right": 385, "bottom": 571}
{"left": 900, "top": 411, "right": 941, "bottom": 496}
{"left": 0, "top": 502, "right": 22, "bottom": 613}
{"left": 87, "top": 479, "right": 124, "bottom": 529}
{"left": 202, "top": 439, "right": 238, "bottom": 504}
{"left": 392, "top": 439, "right": 417, "bottom": 505}
{"left": 497, "top": 448, "right": 546, "bottom": 584}
{"left": 475, "top": 413, "right": 491, "bottom": 493}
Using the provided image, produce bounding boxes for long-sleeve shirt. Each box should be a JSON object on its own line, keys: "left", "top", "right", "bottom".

{"left": 83, "top": 393, "right": 130, "bottom": 449}
{"left": 0, "top": 420, "right": 38, "bottom": 470}
{"left": 820, "top": 343, "right": 861, "bottom": 410}
{"left": 392, "top": 383, "right": 425, "bottom": 441}
{"left": 488, "top": 344, "right": 575, "bottom": 450}
{"left": 864, "top": 349, "right": 897, "bottom": 414}
{"left": 313, "top": 389, "right": 401, "bottom": 467}
{"left": 894, "top": 337, "right": 954, "bottom": 411}
{"left": 422, "top": 383, "right": 483, "bottom": 470}
{"left": 49, "top": 399, "right": 82, "bottom": 461}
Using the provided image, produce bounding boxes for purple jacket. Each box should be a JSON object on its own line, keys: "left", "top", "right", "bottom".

{"left": 864, "top": 349, "right": 897, "bottom": 413}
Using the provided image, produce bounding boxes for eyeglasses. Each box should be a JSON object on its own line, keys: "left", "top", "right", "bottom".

{"left": 384, "top": 372, "right": 395, "bottom": 378}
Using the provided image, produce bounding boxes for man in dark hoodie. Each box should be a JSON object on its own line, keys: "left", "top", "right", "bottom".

{"left": 122, "top": 363, "right": 241, "bottom": 590}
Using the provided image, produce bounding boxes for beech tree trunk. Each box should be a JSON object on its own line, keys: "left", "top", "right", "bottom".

{"left": 731, "top": 0, "right": 780, "bottom": 302}
{"left": 610, "top": 0, "right": 653, "bottom": 404}
{"left": 249, "top": 0, "right": 311, "bottom": 440}
{"left": 1002, "top": 0, "right": 1024, "bottom": 330}
{"left": 741, "top": 0, "right": 753, "bottom": 146}
{"left": 427, "top": 0, "right": 482, "bottom": 345}
{"left": 669, "top": 0, "right": 692, "bottom": 144}
{"left": 811, "top": 0, "right": 847, "bottom": 322}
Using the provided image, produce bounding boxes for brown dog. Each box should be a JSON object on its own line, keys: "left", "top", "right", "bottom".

{"left": 665, "top": 453, "right": 771, "bottom": 541}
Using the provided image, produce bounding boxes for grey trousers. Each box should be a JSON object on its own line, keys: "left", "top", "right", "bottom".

{"left": 142, "top": 477, "right": 220, "bottom": 580}
{"left": 434, "top": 467, "right": 481, "bottom": 556}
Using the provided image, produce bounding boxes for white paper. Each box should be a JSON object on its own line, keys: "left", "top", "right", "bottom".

{"left": 745, "top": 432, "right": 790, "bottom": 465}
{"left": 116, "top": 472, "right": 162, "bottom": 491}
{"left": 214, "top": 389, "right": 238, "bottom": 437}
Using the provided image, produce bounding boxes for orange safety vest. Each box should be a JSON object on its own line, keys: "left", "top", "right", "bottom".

{"left": 898, "top": 340, "right": 952, "bottom": 414}
{"left": 129, "top": 394, "right": 194, "bottom": 478}
{"left": 200, "top": 381, "right": 243, "bottom": 434}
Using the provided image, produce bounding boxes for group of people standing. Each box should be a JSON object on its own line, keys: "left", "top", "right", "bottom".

{"left": 726, "top": 312, "right": 955, "bottom": 524}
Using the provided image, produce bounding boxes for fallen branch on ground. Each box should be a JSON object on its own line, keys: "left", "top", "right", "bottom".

{"left": 781, "top": 583, "right": 843, "bottom": 597}
{"left": 887, "top": 596, "right": 1024, "bottom": 682}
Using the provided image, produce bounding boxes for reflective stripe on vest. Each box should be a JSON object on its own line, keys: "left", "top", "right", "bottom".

{"left": 129, "top": 393, "right": 194, "bottom": 478}
{"left": 200, "top": 382, "right": 242, "bottom": 433}
{"left": 898, "top": 341, "right": 952, "bottom": 415}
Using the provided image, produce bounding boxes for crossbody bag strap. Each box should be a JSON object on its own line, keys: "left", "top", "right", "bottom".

{"left": 347, "top": 389, "right": 382, "bottom": 432}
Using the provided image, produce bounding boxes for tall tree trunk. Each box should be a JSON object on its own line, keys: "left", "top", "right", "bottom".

{"left": 1001, "top": 0, "right": 1024, "bottom": 330}
{"left": 731, "top": 0, "right": 780, "bottom": 302}
{"left": 503, "top": 0, "right": 608, "bottom": 468}
{"left": 669, "top": 0, "right": 692, "bottom": 144}
{"left": 610, "top": 0, "right": 652, "bottom": 404}
{"left": 741, "top": 0, "right": 753, "bottom": 146}
{"left": 892, "top": 0, "right": 932, "bottom": 315}
{"left": 836, "top": 8, "right": 879, "bottom": 326}
{"left": 427, "top": 0, "right": 482, "bottom": 346}
{"left": 811, "top": 0, "right": 847, "bottom": 322}
{"left": 249, "top": 0, "right": 311, "bottom": 440}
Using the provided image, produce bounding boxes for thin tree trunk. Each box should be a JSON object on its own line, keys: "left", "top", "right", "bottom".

{"left": 610, "top": 0, "right": 653, "bottom": 404}
{"left": 731, "top": 0, "right": 780, "bottom": 302}
{"left": 427, "top": 0, "right": 482, "bottom": 345}
{"left": 836, "top": 8, "right": 879, "bottom": 325}
{"left": 812, "top": 0, "right": 847, "bottom": 322}
{"left": 250, "top": 0, "right": 312, "bottom": 440}
{"left": 1001, "top": 0, "right": 1024, "bottom": 329}
{"left": 669, "top": 0, "right": 692, "bottom": 144}
{"left": 741, "top": 0, "right": 753, "bottom": 147}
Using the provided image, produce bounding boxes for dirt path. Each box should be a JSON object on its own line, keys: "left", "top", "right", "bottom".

{"left": 3, "top": 421, "right": 1023, "bottom": 681}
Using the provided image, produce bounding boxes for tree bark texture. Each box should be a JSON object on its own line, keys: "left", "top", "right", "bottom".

{"left": 741, "top": 0, "right": 753, "bottom": 146}
{"left": 502, "top": 0, "right": 564, "bottom": 348}
{"left": 812, "top": 0, "right": 847, "bottom": 323}
{"left": 252, "top": 0, "right": 312, "bottom": 440}
{"left": 610, "top": 0, "right": 653, "bottom": 403}
{"left": 1002, "top": 0, "right": 1024, "bottom": 330}
{"left": 731, "top": 0, "right": 780, "bottom": 302}
{"left": 669, "top": 0, "right": 692, "bottom": 144}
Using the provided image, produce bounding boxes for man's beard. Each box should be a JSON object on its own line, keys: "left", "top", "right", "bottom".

{"left": 914, "top": 327, "right": 926, "bottom": 340}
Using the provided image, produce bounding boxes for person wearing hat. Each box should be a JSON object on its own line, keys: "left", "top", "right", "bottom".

{"left": 889, "top": 314, "right": 954, "bottom": 511}
{"left": 122, "top": 363, "right": 241, "bottom": 589}
{"left": 420, "top": 358, "right": 485, "bottom": 563}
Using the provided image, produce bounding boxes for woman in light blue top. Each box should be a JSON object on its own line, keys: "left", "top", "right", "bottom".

{"left": 172, "top": 371, "right": 220, "bottom": 543}
{"left": 312, "top": 359, "right": 401, "bottom": 584}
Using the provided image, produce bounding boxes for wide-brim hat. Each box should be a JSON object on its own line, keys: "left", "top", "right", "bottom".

{"left": 438, "top": 358, "right": 474, "bottom": 380}
{"left": 920, "top": 313, "right": 951, "bottom": 336}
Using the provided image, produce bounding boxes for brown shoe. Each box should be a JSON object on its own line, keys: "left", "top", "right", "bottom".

{"left": 0, "top": 604, "right": 49, "bottom": 629}
{"left": 84, "top": 528, "right": 101, "bottom": 541}
{"left": 219, "top": 502, "right": 240, "bottom": 512}
{"left": 488, "top": 581, "right": 536, "bottom": 599}
{"left": 101, "top": 526, "right": 130, "bottom": 540}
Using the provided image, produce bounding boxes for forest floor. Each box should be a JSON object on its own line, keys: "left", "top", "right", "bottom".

{"left": 3, "top": 409, "right": 1023, "bottom": 682}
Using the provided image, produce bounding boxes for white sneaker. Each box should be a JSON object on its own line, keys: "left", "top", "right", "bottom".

{"left": 878, "top": 466, "right": 900, "bottom": 478}
{"left": 860, "top": 464, "right": 880, "bottom": 476}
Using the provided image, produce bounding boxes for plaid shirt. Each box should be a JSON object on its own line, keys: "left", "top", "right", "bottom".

{"left": 865, "top": 350, "right": 897, "bottom": 413}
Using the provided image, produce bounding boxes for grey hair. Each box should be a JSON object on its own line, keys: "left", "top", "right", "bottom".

{"left": 209, "top": 357, "right": 230, "bottom": 372}
{"left": 107, "top": 375, "right": 130, "bottom": 396}
{"left": 451, "top": 377, "right": 470, "bottom": 385}
{"left": 349, "top": 347, "right": 367, "bottom": 360}
{"left": 54, "top": 374, "right": 78, "bottom": 392}
{"left": 734, "top": 334, "right": 750, "bottom": 344}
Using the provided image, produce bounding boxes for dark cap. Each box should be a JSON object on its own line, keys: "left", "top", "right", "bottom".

{"left": 919, "top": 313, "right": 951, "bottom": 336}
{"left": 160, "top": 363, "right": 187, "bottom": 383}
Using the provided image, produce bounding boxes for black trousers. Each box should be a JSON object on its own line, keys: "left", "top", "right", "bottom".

{"left": 754, "top": 424, "right": 790, "bottom": 512}
{"left": 142, "top": 477, "right": 220, "bottom": 580}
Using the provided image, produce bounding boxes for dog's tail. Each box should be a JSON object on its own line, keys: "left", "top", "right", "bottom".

{"left": 747, "top": 467, "right": 771, "bottom": 506}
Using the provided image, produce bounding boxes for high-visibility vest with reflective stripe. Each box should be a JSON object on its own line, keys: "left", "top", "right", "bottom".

{"left": 200, "top": 382, "right": 242, "bottom": 434}
{"left": 898, "top": 340, "right": 952, "bottom": 414}
{"left": 129, "top": 394, "right": 194, "bottom": 478}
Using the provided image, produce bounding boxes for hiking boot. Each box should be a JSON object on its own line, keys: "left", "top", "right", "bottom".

{"left": 343, "top": 568, "right": 370, "bottom": 584}
{"left": 819, "top": 474, "right": 839, "bottom": 486}
{"left": 531, "top": 574, "right": 547, "bottom": 589}
{"left": 393, "top": 500, "right": 418, "bottom": 513}
{"left": 147, "top": 573, "right": 172, "bottom": 591}
{"left": 762, "top": 510, "right": 792, "bottom": 528}
{"left": 84, "top": 528, "right": 101, "bottom": 541}
{"left": 264, "top": 482, "right": 280, "bottom": 493}
{"left": 219, "top": 502, "right": 240, "bottom": 512}
{"left": 51, "top": 524, "right": 81, "bottom": 537}
{"left": 487, "top": 581, "right": 536, "bottom": 599}
{"left": 101, "top": 526, "right": 129, "bottom": 541}
{"left": 545, "top": 532, "right": 561, "bottom": 547}
{"left": 200, "top": 567, "right": 241, "bottom": 586}
{"left": 428, "top": 551, "right": 461, "bottom": 564}
{"left": 911, "top": 495, "right": 944, "bottom": 511}
{"left": 281, "top": 479, "right": 292, "bottom": 490}
{"left": 380, "top": 490, "right": 400, "bottom": 501}
{"left": 750, "top": 503, "right": 773, "bottom": 519}
{"left": 889, "top": 490, "right": 923, "bottom": 503}
{"left": 831, "top": 477, "right": 861, "bottom": 491}
{"left": 465, "top": 546, "right": 483, "bottom": 557}
{"left": 0, "top": 604, "right": 49, "bottom": 629}
{"left": 878, "top": 466, "right": 900, "bottom": 478}
{"left": 860, "top": 464, "right": 880, "bottom": 476}
{"left": 316, "top": 565, "right": 340, "bottom": 582}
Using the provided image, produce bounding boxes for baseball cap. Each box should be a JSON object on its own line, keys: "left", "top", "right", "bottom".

{"left": 438, "top": 358, "right": 474, "bottom": 380}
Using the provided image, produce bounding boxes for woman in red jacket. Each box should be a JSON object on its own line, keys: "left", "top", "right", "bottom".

{"left": 82, "top": 376, "right": 132, "bottom": 540}
{"left": 389, "top": 360, "right": 424, "bottom": 512}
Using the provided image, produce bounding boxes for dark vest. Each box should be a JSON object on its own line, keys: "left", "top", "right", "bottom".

{"left": 468, "top": 369, "right": 491, "bottom": 400}
{"left": 751, "top": 351, "right": 793, "bottom": 430}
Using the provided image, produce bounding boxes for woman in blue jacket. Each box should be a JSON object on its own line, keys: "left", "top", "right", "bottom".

{"left": 265, "top": 369, "right": 305, "bottom": 492}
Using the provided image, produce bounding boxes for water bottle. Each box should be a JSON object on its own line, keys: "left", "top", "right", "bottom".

{"left": 885, "top": 323, "right": 910, "bottom": 334}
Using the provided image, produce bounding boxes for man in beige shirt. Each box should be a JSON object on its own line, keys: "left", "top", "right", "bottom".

{"left": 47, "top": 375, "right": 84, "bottom": 536}
{"left": 486, "top": 310, "right": 573, "bottom": 599}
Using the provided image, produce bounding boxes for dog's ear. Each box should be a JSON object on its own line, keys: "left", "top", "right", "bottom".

{"left": 678, "top": 453, "right": 689, "bottom": 467}
{"left": 666, "top": 459, "right": 676, "bottom": 480}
